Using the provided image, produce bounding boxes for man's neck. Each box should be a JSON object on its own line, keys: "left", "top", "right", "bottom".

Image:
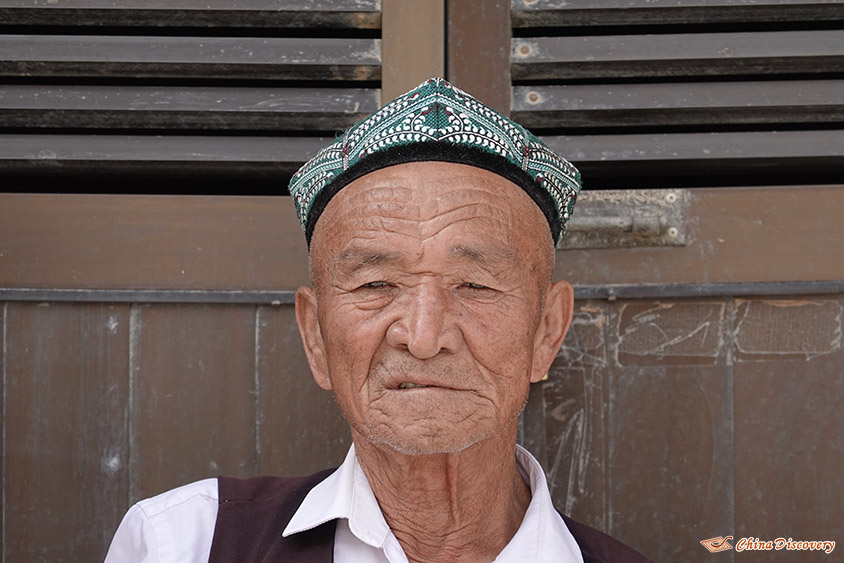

{"left": 353, "top": 428, "right": 531, "bottom": 563}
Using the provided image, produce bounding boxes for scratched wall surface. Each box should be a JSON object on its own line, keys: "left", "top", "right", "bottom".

{"left": 524, "top": 296, "right": 844, "bottom": 562}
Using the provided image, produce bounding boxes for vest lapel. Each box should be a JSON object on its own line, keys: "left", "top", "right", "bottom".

{"left": 209, "top": 470, "right": 337, "bottom": 563}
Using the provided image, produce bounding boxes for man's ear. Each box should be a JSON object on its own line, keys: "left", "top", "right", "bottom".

{"left": 530, "top": 279, "right": 574, "bottom": 383}
{"left": 295, "top": 286, "right": 332, "bottom": 390}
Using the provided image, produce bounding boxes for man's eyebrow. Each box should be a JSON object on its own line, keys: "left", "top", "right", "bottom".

{"left": 334, "top": 249, "right": 402, "bottom": 273}
{"left": 451, "top": 244, "right": 516, "bottom": 265}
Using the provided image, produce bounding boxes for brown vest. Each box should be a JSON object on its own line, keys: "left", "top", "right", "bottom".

{"left": 208, "top": 471, "right": 652, "bottom": 563}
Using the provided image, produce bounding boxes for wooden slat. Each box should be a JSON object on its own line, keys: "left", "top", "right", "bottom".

{"left": 553, "top": 185, "right": 844, "bottom": 288}
{"left": 3, "top": 187, "right": 843, "bottom": 294}
{"left": 543, "top": 130, "right": 844, "bottom": 179}
{"left": 512, "top": 31, "right": 844, "bottom": 80}
{"left": 4, "top": 302, "right": 130, "bottom": 562}
{"left": 0, "top": 134, "right": 329, "bottom": 176}
{"left": 256, "top": 305, "right": 351, "bottom": 477}
{"left": 0, "top": 194, "right": 311, "bottom": 292}
{"left": 7, "top": 130, "right": 840, "bottom": 176}
{"left": 513, "top": 80, "right": 844, "bottom": 128}
{"left": 512, "top": 0, "right": 844, "bottom": 27}
{"left": 0, "top": 35, "right": 381, "bottom": 81}
{"left": 523, "top": 302, "right": 612, "bottom": 531}
{"left": 131, "top": 304, "right": 258, "bottom": 500}
{"left": 734, "top": 298, "right": 844, "bottom": 548}
{"left": 0, "top": 0, "right": 381, "bottom": 28}
{"left": 0, "top": 85, "right": 378, "bottom": 130}
{"left": 607, "top": 299, "right": 732, "bottom": 560}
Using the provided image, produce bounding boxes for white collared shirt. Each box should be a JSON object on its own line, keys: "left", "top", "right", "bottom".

{"left": 284, "top": 444, "right": 583, "bottom": 563}
{"left": 105, "top": 445, "right": 583, "bottom": 563}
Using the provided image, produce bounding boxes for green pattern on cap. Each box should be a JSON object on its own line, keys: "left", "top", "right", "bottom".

{"left": 289, "top": 77, "right": 581, "bottom": 246}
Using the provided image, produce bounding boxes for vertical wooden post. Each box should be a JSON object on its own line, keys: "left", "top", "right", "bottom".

{"left": 446, "top": 0, "right": 512, "bottom": 115}
{"left": 381, "top": 0, "right": 445, "bottom": 105}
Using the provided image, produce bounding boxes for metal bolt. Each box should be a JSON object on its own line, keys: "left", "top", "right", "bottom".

{"left": 527, "top": 91, "right": 540, "bottom": 104}
{"left": 519, "top": 44, "right": 531, "bottom": 56}
{"left": 667, "top": 227, "right": 679, "bottom": 238}
{"left": 665, "top": 192, "right": 677, "bottom": 203}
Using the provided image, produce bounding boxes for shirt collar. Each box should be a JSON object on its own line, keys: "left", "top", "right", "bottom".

{"left": 283, "top": 444, "right": 392, "bottom": 548}
{"left": 283, "top": 443, "right": 583, "bottom": 562}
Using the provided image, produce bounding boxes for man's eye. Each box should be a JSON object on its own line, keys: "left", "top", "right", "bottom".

{"left": 462, "top": 282, "right": 489, "bottom": 290}
{"left": 361, "top": 281, "right": 390, "bottom": 289}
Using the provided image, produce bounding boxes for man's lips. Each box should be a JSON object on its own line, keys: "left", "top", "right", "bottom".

{"left": 398, "top": 382, "right": 431, "bottom": 389}
{"left": 392, "top": 380, "right": 461, "bottom": 390}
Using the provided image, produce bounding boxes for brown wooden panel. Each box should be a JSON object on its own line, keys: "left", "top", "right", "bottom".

{"left": 381, "top": 0, "right": 444, "bottom": 104}
{"left": 523, "top": 301, "right": 611, "bottom": 530}
{"left": 255, "top": 305, "right": 351, "bottom": 477}
{"left": 0, "top": 134, "right": 329, "bottom": 176}
{"left": 0, "top": 194, "right": 310, "bottom": 291}
{"left": 446, "top": 0, "right": 511, "bottom": 116}
{"left": 0, "top": 35, "right": 381, "bottom": 81}
{"left": 512, "top": 31, "right": 844, "bottom": 80}
{"left": 130, "top": 304, "right": 257, "bottom": 500}
{"left": 2, "top": 186, "right": 842, "bottom": 293}
{"left": 544, "top": 129, "right": 844, "bottom": 164}
{"left": 734, "top": 296, "right": 844, "bottom": 562}
{"left": 554, "top": 185, "right": 844, "bottom": 287}
{"left": 606, "top": 298, "right": 733, "bottom": 562}
{"left": 512, "top": 80, "right": 844, "bottom": 129}
{"left": 0, "top": 0, "right": 381, "bottom": 28}
{"left": 511, "top": 0, "right": 844, "bottom": 27}
{"left": 616, "top": 301, "right": 726, "bottom": 367}
{"left": 0, "top": 305, "right": 4, "bottom": 563}
{"left": 0, "top": 86, "right": 379, "bottom": 131}
{"left": 4, "top": 302, "right": 130, "bottom": 562}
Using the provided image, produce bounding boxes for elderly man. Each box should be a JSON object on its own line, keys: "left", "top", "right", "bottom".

{"left": 106, "top": 78, "right": 650, "bottom": 562}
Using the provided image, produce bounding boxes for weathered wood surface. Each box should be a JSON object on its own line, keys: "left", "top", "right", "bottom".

{"left": 3, "top": 186, "right": 844, "bottom": 294}
{"left": 3, "top": 302, "right": 131, "bottom": 562}
{"left": 381, "top": 0, "right": 444, "bottom": 104}
{"left": 130, "top": 304, "right": 259, "bottom": 500}
{"left": 0, "top": 35, "right": 381, "bottom": 80}
{"left": 512, "top": 80, "right": 844, "bottom": 128}
{"left": 0, "top": 134, "right": 329, "bottom": 176}
{"left": 0, "top": 194, "right": 311, "bottom": 291}
{"left": 512, "top": 31, "right": 844, "bottom": 80}
{"left": 0, "top": 86, "right": 379, "bottom": 130}
{"left": 446, "top": 0, "right": 511, "bottom": 116}
{"left": 512, "top": 0, "right": 844, "bottom": 27}
{"left": 0, "top": 300, "right": 351, "bottom": 561}
{"left": 5, "top": 130, "right": 841, "bottom": 176}
{"left": 733, "top": 298, "right": 844, "bottom": 551}
{"left": 542, "top": 130, "right": 844, "bottom": 181}
{"left": 255, "top": 305, "right": 351, "bottom": 477}
{"left": 525, "top": 294, "right": 844, "bottom": 561}
{"left": 0, "top": 0, "right": 381, "bottom": 28}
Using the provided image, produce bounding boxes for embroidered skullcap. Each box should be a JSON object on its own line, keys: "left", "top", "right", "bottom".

{"left": 288, "top": 77, "right": 581, "bottom": 247}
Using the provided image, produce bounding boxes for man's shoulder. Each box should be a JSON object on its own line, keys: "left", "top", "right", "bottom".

{"left": 560, "top": 514, "right": 653, "bottom": 563}
{"left": 135, "top": 477, "right": 219, "bottom": 519}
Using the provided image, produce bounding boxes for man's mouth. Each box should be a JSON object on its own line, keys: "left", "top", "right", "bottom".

{"left": 398, "top": 382, "right": 432, "bottom": 389}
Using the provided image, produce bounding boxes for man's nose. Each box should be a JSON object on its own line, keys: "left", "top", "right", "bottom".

{"left": 386, "top": 284, "right": 457, "bottom": 359}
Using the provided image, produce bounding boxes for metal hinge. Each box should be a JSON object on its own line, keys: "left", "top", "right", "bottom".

{"left": 559, "top": 189, "right": 688, "bottom": 249}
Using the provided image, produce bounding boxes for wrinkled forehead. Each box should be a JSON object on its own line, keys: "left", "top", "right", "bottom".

{"left": 310, "top": 162, "right": 549, "bottom": 251}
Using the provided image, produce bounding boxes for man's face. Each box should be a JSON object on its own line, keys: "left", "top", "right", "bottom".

{"left": 296, "top": 161, "right": 572, "bottom": 456}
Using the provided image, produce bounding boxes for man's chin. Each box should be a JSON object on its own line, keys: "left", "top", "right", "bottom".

{"left": 366, "top": 427, "right": 492, "bottom": 457}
